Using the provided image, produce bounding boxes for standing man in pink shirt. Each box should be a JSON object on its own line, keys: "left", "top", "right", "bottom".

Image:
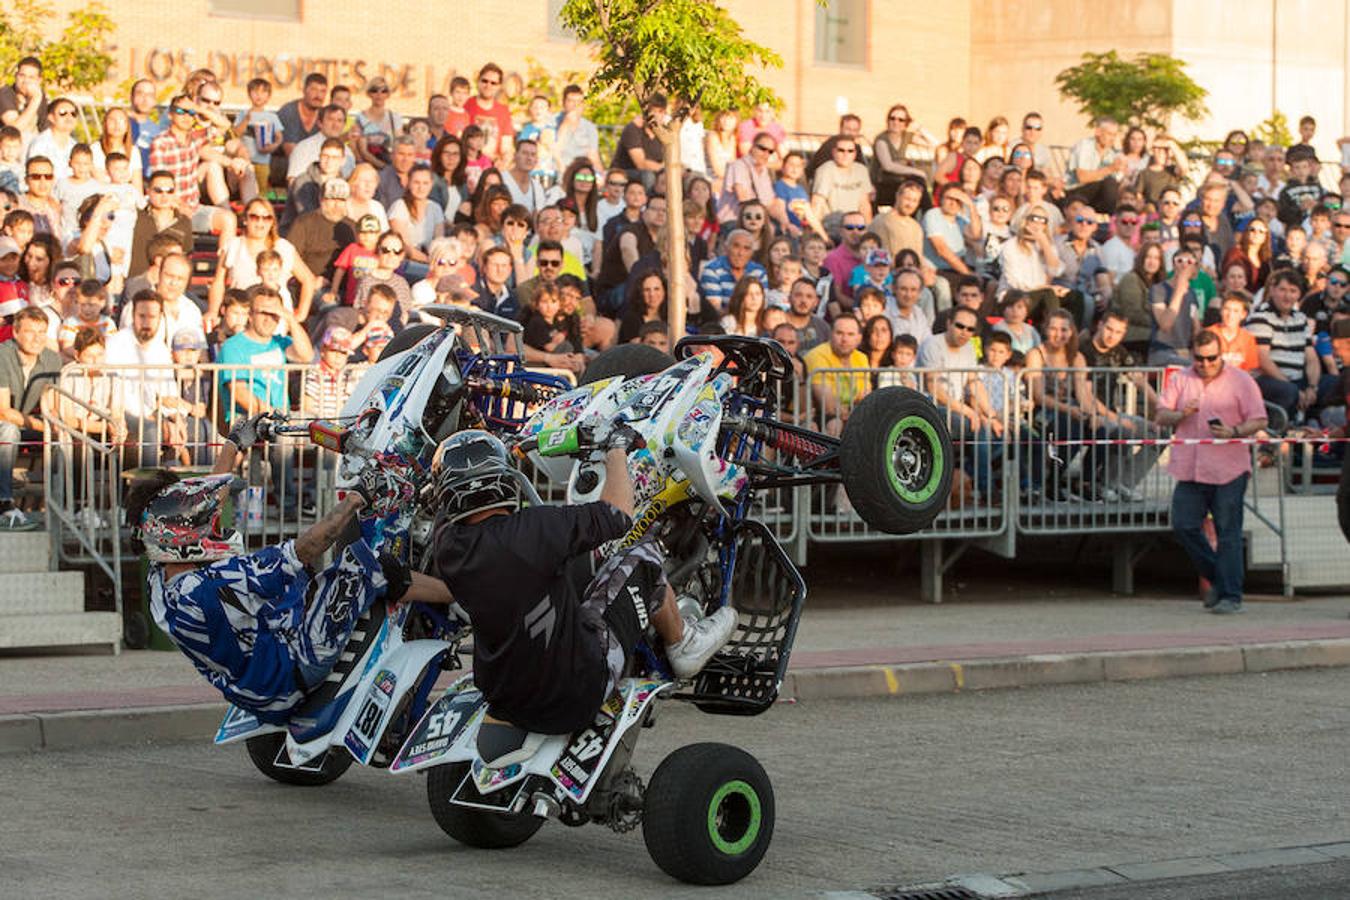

{"left": 1156, "top": 330, "right": 1267, "bottom": 614}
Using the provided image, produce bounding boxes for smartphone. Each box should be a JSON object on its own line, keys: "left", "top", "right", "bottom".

{"left": 1208, "top": 417, "right": 1222, "bottom": 427}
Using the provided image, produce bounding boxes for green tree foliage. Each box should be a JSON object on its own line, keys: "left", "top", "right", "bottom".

{"left": 559, "top": 0, "right": 787, "bottom": 338}
{"left": 0, "top": 0, "right": 115, "bottom": 93}
{"left": 1250, "top": 111, "right": 1293, "bottom": 149}
{"left": 1055, "top": 51, "right": 1208, "bottom": 131}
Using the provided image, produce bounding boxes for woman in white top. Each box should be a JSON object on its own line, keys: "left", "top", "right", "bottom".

{"left": 387, "top": 165, "right": 445, "bottom": 264}
{"left": 208, "top": 198, "right": 318, "bottom": 323}
{"left": 346, "top": 163, "right": 389, "bottom": 232}
{"left": 353, "top": 77, "right": 403, "bottom": 169}
{"left": 90, "top": 107, "right": 143, "bottom": 189}
{"left": 996, "top": 205, "right": 1064, "bottom": 296}
{"left": 720, "top": 275, "right": 766, "bottom": 337}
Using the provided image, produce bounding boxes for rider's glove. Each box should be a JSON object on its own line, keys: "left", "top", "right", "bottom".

{"left": 227, "top": 412, "right": 277, "bottom": 449}
{"left": 355, "top": 458, "right": 414, "bottom": 519}
{"left": 605, "top": 422, "right": 647, "bottom": 452}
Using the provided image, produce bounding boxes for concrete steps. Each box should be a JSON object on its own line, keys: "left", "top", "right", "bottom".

{"left": 1249, "top": 494, "right": 1350, "bottom": 590}
{"left": 0, "top": 533, "right": 120, "bottom": 654}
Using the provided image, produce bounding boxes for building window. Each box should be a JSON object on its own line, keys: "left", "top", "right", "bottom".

{"left": 814, "top": 0, "right": 866, "bottom": 67}
{"left": 208, "top": 0, "right": 300, "bottom": 21}
{"left": 547, "top": 0, "right": 570, "bottom": 40}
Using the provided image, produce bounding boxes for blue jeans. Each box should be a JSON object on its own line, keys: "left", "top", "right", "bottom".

{"left": 1171, "top": 474, "right": 1248, "bottom": 604}
{"left": 938, "top": 405, "right": 997, "bottom": 496}
{"left": 0, "top": 422, "right": 40, "bottom": 503}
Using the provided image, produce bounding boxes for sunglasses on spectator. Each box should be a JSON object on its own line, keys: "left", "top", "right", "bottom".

{"left": 1161, "top": 198, "right": 1181, "bottom": 206}
{"left": 950, "top": 321, "right": 976, "bottom": 332}
{"left": 888, "top": 116, "right": 910, "bottom": 124}
{"left": 369, "top": 88, "right": 390, "bottom": 95}
{"left": 537, "top": 258, "right": 563, "bottom": 268}
{"left": 1073, "top": 215, "right": 1095, "bottom": 224}
{"left": 1329, "top": 201, "right": 1343, "bottom": 211}
{"left": 1193, "top": 353, "right": 1220, "bottom": 363}
{"left": 834, "top": 146, "right": 857, "bottom": 155}
{"left": 574, "top": 172, "right": 596, "bottom": 183}
{"left": 246, "top": 212, "right": 273, "bottom": 221}
{"left": 479, "top": 78, "right": 500, "bottom": 85}
{"left": 753, "top": 143, "right": 775, "bottom": 153}
{"left": 841, "top": 223, "right": 867, "bottom": 231}
{"left": 992, "top": 204, "right": 1012, "bottom": 212}
{"left": 1329, "top": 277, "right": 1349, "bottom": 286}
{"left": 55, "top": 276, "right": 79, "bottom": 286}
{"left": 1026, "top": 214, "right": 1049, "bottom": 224}
{"left": 26, "top": 172, "right": 53, "bottom": 181}
{"left": 606, "top": 180, "right": 627, "bottom": 189}
{"left": 1118, "top": 217, "right": 1139, "bottom": 225}
{"left": 1181, "top": 219, "right": 1203, "bottom": 228}
{"left": 378, "top": 245, "right": 404, "bottom": 254}
{"left": 170, "top": 105, "right": 194, "bottom": 116}
{"left": 1012, "top": 151, "right": 1031, "bottom": 158}
{"left": 1023, "top": 123, "right": 1043, "bottom": 131}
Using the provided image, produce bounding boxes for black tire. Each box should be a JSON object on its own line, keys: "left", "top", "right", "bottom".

{"left": 244, "top": 733, "right": 353, "bottom": 787}
{"left": 122, "top": 610, "right": 149, "bottom": 650}
{"left": 379, "top": 323, "right": 438, "bottom": 362}
{"left": 838, "top": 386, "right": 954, "bottom": 535}
{"left": 579, "top": 343, "right": 675, "bottom": 385}
{"left": 642, "top": 742, "right": 775, "bottom": 885}
{"left": 426, "top": 762, "right": 546, "bottom": 848}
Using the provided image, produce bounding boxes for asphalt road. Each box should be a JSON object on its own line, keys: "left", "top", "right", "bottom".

{"left": 6, "top": 669, "right": 1350, "bottom": 900}
{"left": 1049, "top": 859, "right": 1350, "bottom": 899}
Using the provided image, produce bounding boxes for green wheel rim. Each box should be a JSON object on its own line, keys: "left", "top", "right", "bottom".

{"left": 885, "top": 415, "right": 942, "bottom": 503}
{"left": 706, "top": 779, "right": 762, "bottom": 856}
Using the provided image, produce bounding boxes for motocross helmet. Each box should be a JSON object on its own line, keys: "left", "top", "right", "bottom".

{"left": 431, "top": 430, "right": 521, "bottom": 523}
{"left": 137, "top": 474, "right": 246, "bottom": 563}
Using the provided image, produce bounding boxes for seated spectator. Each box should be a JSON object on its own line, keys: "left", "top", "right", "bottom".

{"left": 800, "top": 232, "right": 834, "bottom": 308}
{"left": 163, "top": 328, "right": 211, "bottom": 466}
{"left": 287, "top": 179, "right": 356, "bottom": 301}
{"left": 302, "top": 327, "right": 366, "bottom": 420}
{"left": 773, "top": 151, "right": 819, "bottom": 239}
{"left": 210, "top": 198, "right": 318, "bottom": 324}
{"left": 637, "top": 320, "right": 670, "bottom": 353}
{"left": 0, "top": 234, "right": 26, "bottom": 308}
{"left": 147, "top": 93, "right": 240, "bottom": 238}
{"left": 0, "top": 306, "right": 60, "bottom": 529}
{"left": 766, "top": 253, "right": 803, "bottom": 309}
{"left": 992, "top": 290, "right": 1042, "bottom": 356}
{"left": 977, "top": 331, "right": 1015, "bottom": 426}
{"left": 53, "top": 143, "right": 102, "bottom": 242}
{"left": 521, "top": 282, "right": 582, "bottom": 363}
{"left": 934, "top": 275, "right": 987, "bottom": 339}
{"left": 104, "top": 291, "right": 176, "bottom": 467}
{"left": 353, "top": 232, "right": 413, "bottom": 323}
{"left": 803, "top": 315, "right": 869, "bottom": 437}
{"left": 207, "top": 289, "right": 249, "bottom": 361}
{"left": 823, "top": 211, "right": 869, "bottom": 313}
{"left": 346, "top": 163, "right": 389, "bottom": 232}
{"left": 716, "top": 130, "right": 777, "bottom": 224}
{"left": 281, "top": 137, "right": 347, "bottom": 230}
{"left": 1111, "top": 242, "right": 1166, "bottom": 357}
{"left": 1248, "top": 268, "right": 1338, "bottom": 418}
{"left": 854, "top": 287, "right": 889, "bottom": 332}
{"left": 355, "top": 321, "right": 394, "bottom": 363}
{"left": 331, "top": 214, "right": 383, "bottom": 307}
{"left": 1099, "top": 205, "right": 1141, "bottom": 280}
{"left": 233, "top": 78, "right": 284, "bottom": 194}
{"left": 1301, "top": 264, "right": 1349, "bottom": 333}
{"left": 610, "top": 96, "right": 666, "bottom": 188}
{"left": 66, "top": 193, "right": 124, "bottom": 296}
{"left": 128, "top": 170, "right": 192, "bottom": 278}
{"left": 698, "top": 229, "right": 766, "bottom": 319}
{"left": 784, "top": 277, "right": 829, "bottom": 353}
{"left": 0, "top": 126, "right": 22, "bottom": 193}
{"left": 388, "top": 164, "right": 445, "bottom": 266}
{"left": 919, "top": 306, "right": 998, "bottom": 500}
{"left": 976, "top": 192, "right": 1015, "bottom": 282}
{"left": 412, "top": 236, "right": 475, "bottom": 315}
{"left": 352, "top": 76, "right": 403, "bottom": 170}
{"left": 119, "top": 251, "right": 202, "bottom": 346}
{"left": 556, "top": 273, "right": 614, "bottom": 355}
{"left": 349, "top": 284, "right": 400, "bottom": 352}
{"left": 1209, "top": 291, "right": 1261, "bottom": 372}
{"left": 618, "top": 270, "right": 668, "bottom": 344}
{"left": 1148, "top": 248, "right": 1202, "bottom": 365}
{"left": 1077, "top": 310, "right": 1160, "bottom": 501}
{"left": 720, "top": 275, "right": 767, "bottom": 337}
{"left": 810, "top": 134, "right": 874, "bottom": 229}
{"left": 862, "top": 314, "right": 894, "bottom": 370}
{"left": 877, "top": 333, "right": 920, "bottom": 389}
{"left": 1220, "top": 219, "right": 1272, "bottom": 296}
{"left": 1064, "top": 116, "right": 1124, "bottom": 214}
{"left": 58, "top": 326, "right": 124, "bottom": 446}
{"left": 891, "top": 269, "right": 933, "bottom": 343}
{"left": 1024, "top": 309, "right": 1101, "bottom": 501}
{"left": 868, "top": 179, "right": 926, "bottom": 259}
{"left": 59, "top": 279, "right": 115, "bottom": 360}
{"left": 922, "top": 184, "right": 982, "bottom": 293}
{"left": 19, "top": 156, "right": 61, "bottom": 237}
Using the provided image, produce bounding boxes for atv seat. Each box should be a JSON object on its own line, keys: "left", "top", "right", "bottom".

{"left": 477, "top": 720, "right": 547, "bottom": 769}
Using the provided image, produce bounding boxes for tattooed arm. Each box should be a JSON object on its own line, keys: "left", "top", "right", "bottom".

{"left": 293, "top": 494, "right": 366, "bottom": 568}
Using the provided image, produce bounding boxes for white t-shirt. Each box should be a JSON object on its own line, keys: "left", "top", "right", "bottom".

{"left": 503, "top": 171, "right": 547, "bottom": 213}
{"left": 118, "top": 294, "right": 204, "bottom": 346}
{"left": 222, "top": 237, "right": 299, "bottom": 290}
{"left": 103, "top": 328, "right": 174, "bottom": 418}
{"left": 387, "top": 198, "right": 446, "bottom": 252}
{"left": 286, "top": 132, "right": 357, "bottom": 182}
{"left": 1098, "top": 236, "right": 1136, "bottom": 279}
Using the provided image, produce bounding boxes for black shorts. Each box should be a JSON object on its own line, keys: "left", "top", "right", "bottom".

{"left": 580, "top": 541, "right": 668, "bottom": 691}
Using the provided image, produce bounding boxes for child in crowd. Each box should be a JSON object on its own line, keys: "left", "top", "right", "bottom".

{"left": 357, "top": 320, "right": 394, "bottom": 363}
{"left": 0, "top": 126, "right": 24, "bottom": 194}
{"left": 976, "top": 330, "right": 1015, "bottom": 432}
{"left": 208, "top": 289, "right": 251, "bottom": 361}
{"left": 234, "top": 78, "right": 284, "bottom": 197}
{"left": 303, "top": 327, "right": 366, "bottom": 419}
{"left": 848, "top": 241, "right": 895, "bottom": 304}
{"left": 59, "top": 279, "right": 116, "bottom": 360}
{"left": 0, "top": 236, "right": 27, "bottom": 309}
{"left": 759, "top": 305, "right": 788, "bottom": 337}
{"left": 102, "top": 153, "right": 140, "bottom": 280}
{"left": 58, "top": 327, "right": 123, "bottom": 442}
{"left": 800, "top": 232, "right": 833, "bottom": 314}
{"left": 444, "top": 76, "right": 472, "bottom": 137}
{"left": 767, "top": 254, "right": 802, "bottom": 309}
{"left": 407, "top": 118, "right": 434, "bottom": 164}
{"left": 331, "top": 214, "right": 383, "bottom": 306}
{"left": 55, "top": 144, "right": 103, "bottom": 241}
{"left": 517, "top": 96, "right": 559, "bottom": 180}
{"left": 255, "top": 248, "right": 294, "bottom": 314}
{"left": 522, "top": 283, "right": 581, "bottom": 354}
{"left": 877, "top": 333, "right": 920, "bottom": 389}
{"left": 448, "top": 223, "right": 480, "bottom": 275}
{"left": 350, "top": 283, "right": 399, "bottom": 351}
{"left": 164, "top": 329, "right": 212, "bottom": 466}
{"left": 991, "top": 290, "right": 1042, "bottom": 356}
{"left": 638, "top": 320, "right": 669, "bottom": 353}
{"left": 460, "top": 125, "right": 493, "bottom": 192}
{"left": 855, "top": 285, "right": 889, "bottom": 329}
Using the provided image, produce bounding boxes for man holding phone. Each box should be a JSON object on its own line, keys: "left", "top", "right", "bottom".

{"left": 1156, "top": 330, "right": 1267, "bottom": 614}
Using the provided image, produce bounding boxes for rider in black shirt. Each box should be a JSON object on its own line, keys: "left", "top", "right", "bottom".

{"left": 428, "top": 431, "right": 735, "bottom": 737}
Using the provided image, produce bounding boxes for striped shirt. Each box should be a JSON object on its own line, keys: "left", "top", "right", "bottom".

{"left": 1246, "top": 308, "right": 1312, "bottom": 381}
{"left": 697, "top": 256, "right": 766, "bottom": 316}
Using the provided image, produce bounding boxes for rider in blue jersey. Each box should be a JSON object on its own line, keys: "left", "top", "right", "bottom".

{"left": 128, "top": 413, "right": 453, "bottom": 722}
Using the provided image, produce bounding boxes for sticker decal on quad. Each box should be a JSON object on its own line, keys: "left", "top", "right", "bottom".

{"left": 215, "top": 705, "right": 262, "bottom": 743}
{"left": 344, "top": 669, "right": 396, "bottom": 760}
{"left": 390, "top": 688, "right": 483, "bottom": 771}
{"left": 551, "top": 719, "right": 616, "bottom": 797}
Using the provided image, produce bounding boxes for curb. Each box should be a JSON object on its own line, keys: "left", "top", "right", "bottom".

{"left": 779, "top": 637, "right": 1350, "bottom": 703}
{"left": 6, "top": 638, "right": 1350, "bottom": 754}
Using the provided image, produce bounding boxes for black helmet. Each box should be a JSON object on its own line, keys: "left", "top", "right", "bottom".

{"left": 431, "top": 430, "right": 521, "bottom": 523}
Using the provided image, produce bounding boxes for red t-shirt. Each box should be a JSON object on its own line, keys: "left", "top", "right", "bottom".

{"left": 464, "top": 97, "right": 515, "bottom": 159}
{"left": 444, "top": 107, "right": 471, "bottom": 139}
{"left": 334, "top": 244, "right": 378, "bottom": 306}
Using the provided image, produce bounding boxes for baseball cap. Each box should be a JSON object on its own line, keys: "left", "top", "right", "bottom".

{"left": 322, "top": 179, "right": 351, "bottom": 200}
{"left": 364, "top": 322, "right": 394, "bottom": 345}
{"left": 357, "top": 214, "right": 382, "bottom": 233}
{"left": 865, "top": 248, "right": 891, "bottom": 267}
{"left": 171, "top": 328, "right": 208, "bottom": 351}
{"left": 556, "top": 197, "right": 579, "bottom": 215}
{"left": 435, "top": 274, "right": 474, "bottom": 301}
{"left": 0, "top": 236, "right": 19, "bottom": 258}
{"left": 320, "top": 326, "right": 354, "bottom": 351}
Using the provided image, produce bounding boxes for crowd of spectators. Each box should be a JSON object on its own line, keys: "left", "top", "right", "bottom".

{"left": 1, "top": 52, "right": 1349, "bottom": 527}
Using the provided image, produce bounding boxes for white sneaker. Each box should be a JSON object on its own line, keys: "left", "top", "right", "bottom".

{"left": 1099, "top": 485, "right": 1121, "bottom": 502}
{"left": 1118, "top": 484, "right": 1145, "bottom": 502}
{"left": 668, "top": 607, "right": 737, "bottom": 678}
{"left": 0, "top": 507, "right": 38, "bottom": 531}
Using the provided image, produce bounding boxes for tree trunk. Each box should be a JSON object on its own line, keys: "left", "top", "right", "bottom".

{"left": 663, "top": 129, "right": 687, "bottom": 346}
